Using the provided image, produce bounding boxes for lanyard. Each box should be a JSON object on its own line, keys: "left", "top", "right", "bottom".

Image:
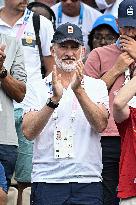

{"left": 57, "top": 3, "right": 84, "bottom": 29}
{"left": 16, "top": 8, "right": 31, "bottom": 40}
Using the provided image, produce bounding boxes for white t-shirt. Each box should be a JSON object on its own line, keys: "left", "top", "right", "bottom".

{"left": 0, "top": 9, "right": 54, "bottom": 108}
{"left": 51, "top": 2, "right": 102, "bottom": 49}
{"left": 95, "top": 0, "right": 123, "bottom": 18}
{"left": 23, "top": 74, "right": 109, "bottom": 183}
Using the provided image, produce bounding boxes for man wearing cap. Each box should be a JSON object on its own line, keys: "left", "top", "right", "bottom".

{"left": 22, "top": 22, "right": 109, "bottom": 205}
{"left": 84, "top": 0, "right": 136, "bottom": 204}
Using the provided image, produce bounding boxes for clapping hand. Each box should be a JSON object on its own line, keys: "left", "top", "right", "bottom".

{"left": 71, "top": 60, "right": 84, "bottom": 92}
{"left": 120, "top": 35, "right": 136, "bottom": 60}
{"left": 0, "top": 44, "right": 6, "bottom": 70}
{"left": 52, "top": 65, "right": 63, "bottom": 103}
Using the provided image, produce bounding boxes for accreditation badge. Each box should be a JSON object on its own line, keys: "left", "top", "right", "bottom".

{"left": 54, "top": 129, "right": 74, "bottom": 159}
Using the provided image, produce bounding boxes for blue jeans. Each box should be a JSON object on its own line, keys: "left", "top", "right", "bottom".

{"left": 0, "top": 162, "right": 7, "bottom": 193}
{"left": 0, "top": 145, "right": 17, "bottom": 190}
{"left": 31, "top": 182, "right": 103, "bottom": 205}
{"left": 101, "top": 136, "right": 120, "bottom": 205}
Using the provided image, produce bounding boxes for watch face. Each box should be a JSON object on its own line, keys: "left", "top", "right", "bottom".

{"left": 0, "top": 69, "right": 7, "bottom": 78}
{"left": 46, "top": 98, "right": 50, "bottom": 104}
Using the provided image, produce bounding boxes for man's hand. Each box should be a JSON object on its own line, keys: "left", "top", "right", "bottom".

{"left": 71, "top": 61, "right": 84, "bottom": 92}
{"left": 0, "top": 44, "right": 6, "bottom": 70}
{"left": 113, "top": 52, "right": 134, "bottom": 75}
{"left": 120, "top": 35, "right": 136, "bottom": 60}
{"left": 52, "top": 65, "right": 63, "bottom": 103}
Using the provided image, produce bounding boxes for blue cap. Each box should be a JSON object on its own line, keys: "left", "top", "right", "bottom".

{"left": 91, "top": 14, "right": 119, "bottom": 34}
{"left": 118, "top": 0, "right": 136, "bottom": 28}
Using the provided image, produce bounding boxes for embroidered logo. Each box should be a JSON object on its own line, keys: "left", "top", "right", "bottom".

{"left": 68, "top": 26, "right": 73, "bottom": 33}
{"left": 127, "top": 6, "right": 134, "bottom": 16}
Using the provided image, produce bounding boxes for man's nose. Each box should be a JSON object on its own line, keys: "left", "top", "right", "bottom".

{"left": 65, "top": 48, "right": 74, "bottom": 56}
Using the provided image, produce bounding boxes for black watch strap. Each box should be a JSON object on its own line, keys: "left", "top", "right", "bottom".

{"left": 0, "top": 68, "right": 7, "bottom": 79}
{"left": 46, "top": 98, "right": 59, "bottom": 109}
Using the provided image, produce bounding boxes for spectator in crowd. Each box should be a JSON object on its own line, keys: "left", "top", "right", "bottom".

{"left": 22, "top": 22, "right": 109, "bottom": 205}
{"left": 51, "top": 0, "right": 102, "bottom": 50}
{"left": 95, "top": 0, "right": 123, "bottom": 18}
{"left": 0, "top": 0, "right": 54, "bottom": 204}
{"left": 0, "top": 33, "right": 26, "bottom": 197}
{"left": 0, "top": 162, "right": 7, "bottom": 205}
{"left": 84, "top": 0, "right": 136, "bottom": 204}
{"left": 27, "top": 1, "right": 56, "bottom": 30}
{"left": 113, "top": 68, "right": 136, "bottom": 204}
{"left": 88, "top": 14, "right": 119, "bottom": 51}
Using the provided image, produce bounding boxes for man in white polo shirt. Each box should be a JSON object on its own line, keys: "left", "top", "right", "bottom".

{"left": 22, "top": 22, "right": 109, "bottom": 205}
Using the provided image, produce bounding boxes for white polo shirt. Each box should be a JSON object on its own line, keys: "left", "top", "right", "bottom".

{"left": 51, "top": 2, "right": 102, "bottom": 49}
{"left": 24, "top": 74, "right": 109, "bottom": 183}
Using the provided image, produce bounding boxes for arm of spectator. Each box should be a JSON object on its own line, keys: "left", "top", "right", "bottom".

{"left": 1, "top": 75, "right": 26, "bottom": 103}
{"left": 23, "top": 66, "right": 63, "bottom": 140}
{"left": 0, "top": 42, "right": 26, "bottom": 102}
{"left": 113, "top": 75, "right": 136, "bottom": 123}
{"left": 101, "top": 52, "right": 134, "bottom": 90}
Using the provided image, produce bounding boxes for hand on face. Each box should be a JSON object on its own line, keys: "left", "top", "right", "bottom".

{"left": 71, "top": 60, "right": 84, "bottom": 91}
{"left": 52, "top": 65, "right": 63, "bottom": 102}
{"left": 114, "top": 51, "right": 134, "bottom": 74}
{"left": 0, "top": 44, "right": 6, "bottom": 70}
{"left": 120, "top": 35, "right": 136, "bottom": 60}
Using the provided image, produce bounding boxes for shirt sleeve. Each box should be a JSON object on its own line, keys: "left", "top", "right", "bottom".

{"left": 23, "top": 82, "right": 41, "bottom": 114}
{"left": 39, "top": 15, "right": 54, "bottom": 57}
{"left": 96, "top": 79, "right": 109, "bottom": 111}
{"left": 10, "top": 40, "right": 27, "bottom": 83}
{"left": 84, "top": 49, "right": 101, "bottom": 79}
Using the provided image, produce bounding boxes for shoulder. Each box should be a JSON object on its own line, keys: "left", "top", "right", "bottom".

{"left": 1, "top": 33, "right": 17, "bottom": 44}
{"left": 82, "top": 3, "right": 102, "bottom": 15}
{"left": 84, "top": 75, "right": 107, "bottom": 89}
{"left": 51, "top": 2, "right": 60, "bottom": 12}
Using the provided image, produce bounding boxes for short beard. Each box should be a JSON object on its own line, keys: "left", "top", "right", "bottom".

{"left": 54, "top": 53, "right": 77, "bottom": 73}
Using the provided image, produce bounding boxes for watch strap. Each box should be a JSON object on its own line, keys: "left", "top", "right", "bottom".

{"left": 0, "top": 68, "right": 7, "bottom": 79}
{"left": 46, "top": 98, "right": 59, "bottom": 109}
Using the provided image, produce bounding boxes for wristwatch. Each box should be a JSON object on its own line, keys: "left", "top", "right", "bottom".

{"left": 46, "top": 98, "right": 59, "bottom": 109}
{"left": 0, "top": 68, "right": 7, "bottom": 79}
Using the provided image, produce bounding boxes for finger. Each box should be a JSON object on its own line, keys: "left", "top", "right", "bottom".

{"left": 0, "top": 44, "right": 6, "bottom": 52}
{"left": 120, "top": 35, "right": 134, "bottom": 41}
{"left": 76, "top": 61, "right": 84, "bottom": 74}
{"left": 52, "top": 65, "right": 57, "bottom": 85}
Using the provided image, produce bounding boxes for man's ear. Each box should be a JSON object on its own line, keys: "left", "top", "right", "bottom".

{"left": 50, "top": 45, "right": 55, "bottom": 57}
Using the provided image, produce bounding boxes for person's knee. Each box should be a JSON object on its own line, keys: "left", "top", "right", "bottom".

{"left": 0, "top": 188, "right": 7, "bottom": 205}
